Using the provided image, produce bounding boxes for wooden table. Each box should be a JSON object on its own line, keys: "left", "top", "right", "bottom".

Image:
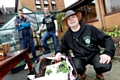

{"left": 0, "top": 48, "right": 32, "bottom": 80}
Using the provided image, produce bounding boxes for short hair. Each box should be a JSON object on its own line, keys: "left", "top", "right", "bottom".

{"left": 18, "top": 9, "right": 23, "bottom": 12}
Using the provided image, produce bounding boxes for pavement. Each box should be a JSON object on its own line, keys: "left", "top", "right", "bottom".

{"left": 2, "top": 50, "right": 120, "bottom": 80}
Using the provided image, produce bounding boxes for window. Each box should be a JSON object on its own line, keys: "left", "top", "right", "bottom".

{"left": 51, "top": 0, "right": 56, "bottom": 10}
{"left": 104, "top": 0, "right": 120, "bottom": 14}
{"left": 36, "top": 0, "right": 40, "bottom": 4}
{"left": 44, "top": 0, "right": 49, "bottom": 7}
{"left": 76, "top": 0, "right": 97, "bottom": 22}
{"left": 36, "top": 5, "right": 42, "bottom": 11}
{"left": 44, "top": 1, "right": 48, "bottom": 4}
{"left": 35, "top": 0, "right": 42, "bottom": 11}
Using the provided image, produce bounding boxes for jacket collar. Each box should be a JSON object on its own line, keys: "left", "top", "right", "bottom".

{"left": 68, "top": 21, "right": 86, "bottom": 37}
{"left": 17, "top": 16, "right": 25, "bottom": 19}
{"left": 17, "top": 16, "right": 26, "bottom": 22}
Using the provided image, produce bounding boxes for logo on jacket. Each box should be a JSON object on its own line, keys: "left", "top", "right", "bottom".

{"left": 83, "top": 36, "right": 91, "bottom": 45}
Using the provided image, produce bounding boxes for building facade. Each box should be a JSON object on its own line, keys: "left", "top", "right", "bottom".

{"left": 62, "top": 0, "right": 120, "bottom": 30}
{"left": 18, "top": 0, "right": 65, "bottom": 12}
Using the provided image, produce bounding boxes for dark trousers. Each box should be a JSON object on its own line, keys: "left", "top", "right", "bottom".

{"left": 72, "top": 54, "right": 112, "bottom": 75}
{"left": 41, "top": 31, "right": 58, "bottom": 52}
{"left": 20, "top": 36, "right": 37, "bottom": 61}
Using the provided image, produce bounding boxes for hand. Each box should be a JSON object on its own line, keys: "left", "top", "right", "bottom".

{"left": 99, "top": 54, "right": 111, "bottom": 64}
{"left": 37, "top": 30, "right": 41, "bottom": 34}
{"left": 55, "top": 31, "right": 58, "bottom": 37}
{"left": 55, "top": 52, "right": 62, "bottom": 61}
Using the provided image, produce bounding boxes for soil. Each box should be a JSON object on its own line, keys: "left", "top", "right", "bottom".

{"left": 113, "top": 37, "right": 120, "bottom": 56}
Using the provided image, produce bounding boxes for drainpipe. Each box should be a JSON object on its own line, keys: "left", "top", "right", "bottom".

{"left": 15, "top": 0, "right": 19, "bottom": 12}
{"left": 97, "top": 0, "right": 104, "bottom": 30}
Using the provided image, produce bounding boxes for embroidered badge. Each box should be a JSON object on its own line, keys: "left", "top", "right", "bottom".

{"left": 83, "top": 36, "right": 91, "bottom": 45}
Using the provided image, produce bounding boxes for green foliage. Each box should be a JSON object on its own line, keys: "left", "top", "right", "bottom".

{"left": 100, "top": 48, "right": 105, "bottom": 54}
{"left": 15, "top": 61, "right": 25, "bottom": 68}
{"left": 57, "top": 60, "right": 69, "bottom": 73}
{"left": 46, "top": 69, "right": 52, "bottom": 75}
{"left": 104, "top": 25, "right": 120, "bottom": 38}
{"left": 56, "top": 12, "right": 65, "bottom": 32}
{"left": 101, "top": 25, "right": 120, "bottom": 53}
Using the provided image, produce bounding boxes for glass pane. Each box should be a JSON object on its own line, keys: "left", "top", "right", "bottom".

{"left": 51, "top": 1, "right": 56, "bottom": 4}
{"left": 105, "top": 0, "right": 120, "bottom": 14}
{"left": 44, "top": 1, "right": 48, "bottom": 4}
{"left": 0, "top": 29, "right": 21, "bottom": 52}
{"left": 77, "top": 0, "right": 97, "bottom": 22}
{"left": 36, "top": 6, "right": 41, "bottom": 8}
{"left": 36, "top": 14, "right": 44, "bottom": 23}
{"left": 36, "top": 1, "right": 40, "bottom": 4}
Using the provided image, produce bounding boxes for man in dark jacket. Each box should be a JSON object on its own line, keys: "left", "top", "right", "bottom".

{"left": 55, "top": 10, "right": 115, "bottom": 80}
{"left": 14, "top": 9, "right": 37, "bottom": 61}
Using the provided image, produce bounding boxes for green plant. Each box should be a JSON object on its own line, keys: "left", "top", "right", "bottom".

{"left": 57, "top": 60, "right": 69, "bottom": 73}
{"left": 104, "top": 25, "right": 120, "bottom": 38}
{"left": 15, "top": 61, "right": 25, "bottom": 68}
{"left": 46, "top": 69, "right": 52, "bottom": 75}
{"left": 56, "top": 12, "right": 65, "bottom": 32}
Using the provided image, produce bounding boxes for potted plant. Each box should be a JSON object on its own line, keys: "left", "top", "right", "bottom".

{"left": 56, "top": 12, "right": 65, "bottom": 32}
{"left": 104, "top": 25, "right": 120, "bottom": 56}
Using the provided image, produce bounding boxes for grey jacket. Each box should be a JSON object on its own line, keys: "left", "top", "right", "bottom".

{"left": 14, "top": 16, "right": 33, "bottom": 39}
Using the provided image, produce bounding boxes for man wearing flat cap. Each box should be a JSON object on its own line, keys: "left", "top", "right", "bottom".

{"left": 55, "top": 10, "right": 115, "bottom": 80}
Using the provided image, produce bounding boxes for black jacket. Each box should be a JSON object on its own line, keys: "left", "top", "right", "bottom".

{"left": 56, "top": 21, "right": 115, "bottom": 58}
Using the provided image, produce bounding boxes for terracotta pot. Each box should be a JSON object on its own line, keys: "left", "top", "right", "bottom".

{"left": 2, "top": 43, "right": 10, "bottom": 56}
{"left": 0, "top": 49, "right": 4, "bottom": 56}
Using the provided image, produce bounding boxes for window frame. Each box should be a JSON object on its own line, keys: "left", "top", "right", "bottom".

{"left": 104, "top": 0, "right": 120, "bottom": 15}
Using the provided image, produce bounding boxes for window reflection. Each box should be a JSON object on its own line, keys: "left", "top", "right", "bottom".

{"left": 76, "top": 0, "right": 97, "bottom": 22}
{"left": 44, "top": 0, "right": 49, "bottom": 7}
{"left": 104, "top": 0, "right": 120, "bottom": 14}
{"left": 51, "top": 0, "right": 56, "bottom": 10}
{"left": 35, "top": 0, "right": 42, "bottom": 11}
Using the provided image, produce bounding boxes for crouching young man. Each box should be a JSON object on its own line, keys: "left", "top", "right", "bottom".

{"left": 54, "top": 10, "right": 115, "bottom": 80}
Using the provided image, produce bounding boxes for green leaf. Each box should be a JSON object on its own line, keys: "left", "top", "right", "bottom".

{"left": 57, "top": 60, "right": 69, "bottom": 73}
{"left": 46, "top": 69, "right": 52, "bottom": 75}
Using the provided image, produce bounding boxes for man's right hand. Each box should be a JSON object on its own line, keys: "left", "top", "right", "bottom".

{"left": 36, "top": 30, "right": 41, "bottom": 34}
{"left": 55, "top": 52, "right": 62, "bottom": 61}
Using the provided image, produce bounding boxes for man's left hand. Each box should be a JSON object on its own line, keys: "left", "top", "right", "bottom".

{"left": 55, "top": 31, "right": 58, "bottom": 37}
{"left": 99, "top": 54, "right": 111, "bottom": 64}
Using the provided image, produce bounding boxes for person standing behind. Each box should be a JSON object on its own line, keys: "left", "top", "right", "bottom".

{"left": 14, "top": 9, "right": 37, "bottom": 61}
{"left": 37, "top": 7, "right": 58, "bottom": 54}
{"left": 55, "top": 10, "right": 115, "bottom": 80}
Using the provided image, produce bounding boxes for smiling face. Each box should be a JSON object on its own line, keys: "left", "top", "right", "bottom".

{"left": 66, "top": 14, "right": 79, "bottom": 28}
